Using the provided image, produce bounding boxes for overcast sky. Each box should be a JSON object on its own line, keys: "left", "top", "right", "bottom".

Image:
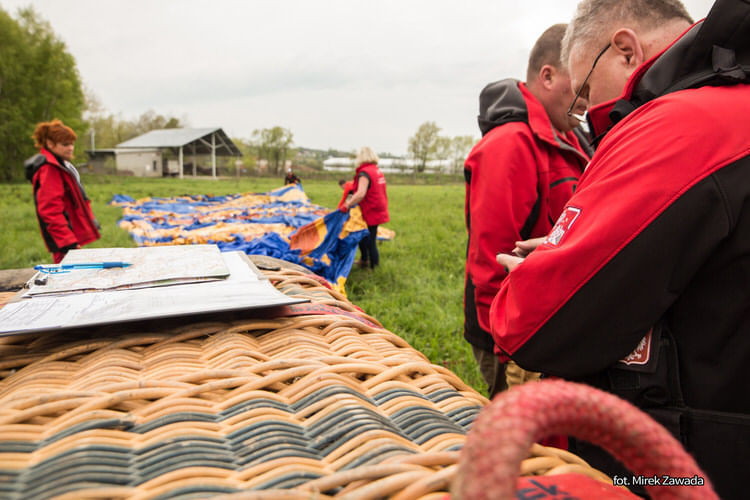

{"left": 2, "top": 0, "right": 715, "bottom": 155}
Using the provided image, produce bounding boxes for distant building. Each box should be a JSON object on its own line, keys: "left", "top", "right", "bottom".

{"left": 113, "top": 127, "right": 241, "bottom": 178}
{"left": 322, "top": 157, "right": 355, "bottom": 172}
{"left": 323, "top": 156, "right": 453, "bottom": 174}
{"left": 84, "top": 149, "right": 117, "bottom": 172}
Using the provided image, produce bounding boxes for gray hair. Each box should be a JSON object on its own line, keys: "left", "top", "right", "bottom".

{"left": 561, "top": 0, "right": 693, "bottom": 65}
{"left": 355, "top": 146, "right": 379, "bottom": 166}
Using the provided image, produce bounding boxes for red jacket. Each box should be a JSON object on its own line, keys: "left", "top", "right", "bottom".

{"left": 489, "top": 13, "right": 750, "bottom": 498}
{"left": 337, "top": 180, "right": 354, "bottom": 209}
{"left": 464, "top": 80, "right": 589, "bottom": 350}
{"left": 353, "top": 163, "right": 389, "bottom": 226}
{"left": 31, "top": 149, "right": 100, "bottom": 261}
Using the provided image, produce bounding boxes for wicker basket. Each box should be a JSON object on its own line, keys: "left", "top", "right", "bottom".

{"left": 0, "top": 258, "right": 610, "bottom": 499}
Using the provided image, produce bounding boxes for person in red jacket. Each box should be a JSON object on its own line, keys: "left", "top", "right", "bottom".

{"left": 26, "top": 119, "right": 100, "bottom": 263}
{"left": 341, "top": 146, "right": 389, "bottom": 269}
{"left": 337, "top": 178, "right": 354, "bottom": 210}
{"left": 490, "top": 0, "right": 749, "bottom": 497}
{"left": 464, "top": 24, "right": 591, "bottom": 398}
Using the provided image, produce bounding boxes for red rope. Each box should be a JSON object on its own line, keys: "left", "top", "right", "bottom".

{"left": 454, "top": 379, "right": 717, "bottom": 499}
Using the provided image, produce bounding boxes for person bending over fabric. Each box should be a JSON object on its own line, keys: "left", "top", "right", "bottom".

{"left": 340, "top": 146, "right": 389, "bottom": 269}
{"left": 25, "top": 119, "right": 100, "bottom": 264}
{"left": 463, "top": 24, "right": 591, "bottom": 398}
{"left": 284, "top": 168, "right": 300, "bottom": 185}
{"left": 490, "top": 1, "right": 750, "bottom": 497}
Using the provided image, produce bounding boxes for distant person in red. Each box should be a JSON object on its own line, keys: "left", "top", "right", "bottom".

{"left": 26, "top": 119, "right": 100, "bottom": 264}
{"left": 284, "top": 167, "right": 300, "bottom": 185}
{"left": 337, "top": 178, "right": 354, "bottom": 210}
{"left": 340, "top": 146, "right": 389, "bottom": 269}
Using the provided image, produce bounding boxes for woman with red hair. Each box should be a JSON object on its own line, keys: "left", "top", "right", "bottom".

{"left": 26, "top": 119, "right": 100, "bottom": 263}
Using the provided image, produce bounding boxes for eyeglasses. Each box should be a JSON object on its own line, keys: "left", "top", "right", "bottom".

{"left": 567, "top": 43, "right": 611, "bottom": 121}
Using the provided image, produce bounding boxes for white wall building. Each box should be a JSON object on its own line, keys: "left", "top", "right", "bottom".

{"left": 323, "top": 157, "right": 454, "bottom": 174}
{"left": 114, "top": 149, "right": 164, "bottom": 177}
{"left": 115, "top": 128, "right": 241, "bottom": 178}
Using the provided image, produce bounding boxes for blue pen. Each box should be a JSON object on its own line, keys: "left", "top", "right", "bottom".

{"left": 34, "top": 262, "right": 132, "bottom": 274}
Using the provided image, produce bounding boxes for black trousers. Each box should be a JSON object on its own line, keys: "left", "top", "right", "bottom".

{"left": 358, "top": 225, "right": 379, "bottom": 268}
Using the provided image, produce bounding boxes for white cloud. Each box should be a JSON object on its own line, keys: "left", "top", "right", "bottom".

{"left": 0, "top": 0, "right": 716, "bottom": 153}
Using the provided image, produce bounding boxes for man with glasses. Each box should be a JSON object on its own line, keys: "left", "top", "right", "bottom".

{"left": 489, "top": 0, "right": 750, "bottom": 497}
{"left": 463, "top": 24, "right": 591, "bottom": 400}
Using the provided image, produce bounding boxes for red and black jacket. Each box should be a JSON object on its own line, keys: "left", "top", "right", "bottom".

{"left": 337, "top": 180, "right": 354, "bottom": 210}
{"left": 353, "top": 163, "right": 389, "bottom": 226}
{"left": 464, "top": 80, "right": 589, "bottom": 351}
{"left": 27, "top": 149, "right": 100, "bottom": 260}
{"left": 490, "top": 2, "right": 750, "bottom": 497}
{"left": 284, "top": 172, "right": 300, "bottom": 185}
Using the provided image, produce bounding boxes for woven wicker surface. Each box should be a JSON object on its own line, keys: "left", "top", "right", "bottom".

{"left": 504, "top": 361, "right": 541, "bottom": 389}
{"left": 0, "top": 260, "right": 606, "bottom": 499}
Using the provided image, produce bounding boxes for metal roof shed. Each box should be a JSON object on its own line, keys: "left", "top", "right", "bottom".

{"left": 116, "top": 128, "right": 241, "bottom": 179}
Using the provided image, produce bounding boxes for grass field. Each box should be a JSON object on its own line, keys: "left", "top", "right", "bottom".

{"left": 0, "top": 175, "right": 484, "bottom": 394}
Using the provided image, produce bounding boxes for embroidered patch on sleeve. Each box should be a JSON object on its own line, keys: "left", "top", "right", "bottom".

{"left": 544, "top": 206, "right": 581, "bottom": 246}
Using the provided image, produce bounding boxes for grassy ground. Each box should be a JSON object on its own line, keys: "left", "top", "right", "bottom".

{"left": 0, "top": 175, "right": 484, "bottom": 394}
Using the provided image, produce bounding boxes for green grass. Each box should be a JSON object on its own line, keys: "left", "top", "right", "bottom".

{"left": 0, "top": 175, "right": 484, "bottom": 394}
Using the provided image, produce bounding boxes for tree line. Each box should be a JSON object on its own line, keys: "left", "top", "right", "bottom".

{"left": 235, "top": 122, "right": 475, "bottom": 177}
{"left": 0, "top": 7, "right": 85, "bottom": 181}
{"left": 408, "top": 122, "right": 475, "bottom": 174}
{"left": 86, "top": 94, "right": 184, "bottom": 151}
{"left": 0, "top": 6, "right": 476, "bottom": 182}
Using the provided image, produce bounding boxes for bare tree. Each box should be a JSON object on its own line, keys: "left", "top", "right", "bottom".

{"left": 252, "top": 126, "right": 294, "bottom": 175}
{"left": 408, "top": 121, "right": 441, "bottom": 173}
{"left": 449, "top": 136, "right": 476, "bottom": 174}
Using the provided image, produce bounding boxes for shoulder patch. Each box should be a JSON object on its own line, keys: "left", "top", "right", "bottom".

{"left": 544, "top": 206, "right": 581, "bottom": 246}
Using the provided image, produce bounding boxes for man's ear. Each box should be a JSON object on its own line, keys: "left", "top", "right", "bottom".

{"left": 538, "top": 64, "right": 556, "bottom": 90}
{"left": 611, "top": 28, "right": 644, "bottom": 70}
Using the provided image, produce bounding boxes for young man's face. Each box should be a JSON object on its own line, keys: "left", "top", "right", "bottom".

{"left": 47, "top": 139, "right": 75, "bottom": 162}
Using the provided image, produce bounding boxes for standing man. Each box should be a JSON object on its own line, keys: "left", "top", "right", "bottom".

{"left": 490, "top": 1, "right": 749, "bottom": 497}
{"left": 464, "top": 24, "right": 590, "bottom": 398}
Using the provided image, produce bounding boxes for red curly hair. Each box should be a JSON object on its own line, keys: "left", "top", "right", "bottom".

{"left": 32, "top": 119, "right": 77, "bottom": 149}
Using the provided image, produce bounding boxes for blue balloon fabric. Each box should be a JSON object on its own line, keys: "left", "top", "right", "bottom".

{"left": 110, "top": 184, "right": 377, "bottom": 291}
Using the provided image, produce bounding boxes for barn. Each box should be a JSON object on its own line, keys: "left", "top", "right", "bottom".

{"left": 114, "top": 127, "right": 241, "bottom": 178}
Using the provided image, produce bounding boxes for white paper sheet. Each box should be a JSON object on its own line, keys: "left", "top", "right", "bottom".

{"left": 0, "top": 250, "right": 304, "bottom": 336}
{"left": 24, "top": 245, "right": 230, "bottom": 297}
